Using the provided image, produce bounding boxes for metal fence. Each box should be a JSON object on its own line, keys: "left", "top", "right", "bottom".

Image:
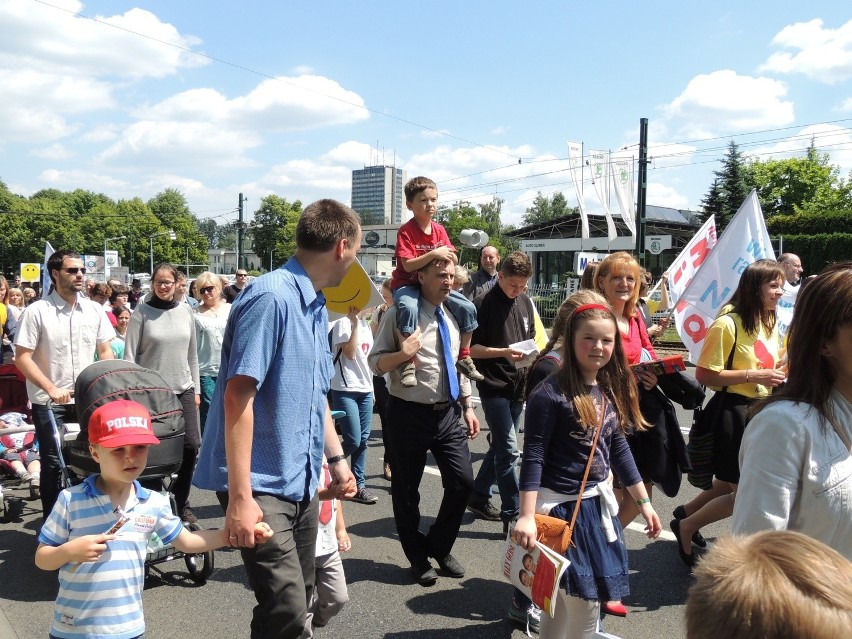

{"left": 527, "top": 279, "right": 580, "bottom": 327}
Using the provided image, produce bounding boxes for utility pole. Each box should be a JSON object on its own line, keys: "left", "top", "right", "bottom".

{"left": 636, "top": 117, "right": 649, "bottom": 267}
{"left": 237, "top": 192, "right": 245, "bottom": 271}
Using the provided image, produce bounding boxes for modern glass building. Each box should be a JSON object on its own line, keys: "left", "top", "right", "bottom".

{"left": 351, "top": 165, "right": 407, "bottom": 225}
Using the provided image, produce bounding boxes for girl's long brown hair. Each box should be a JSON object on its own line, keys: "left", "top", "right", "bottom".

{"left": 727, "top": 259, "right": 785, "bottom": 337}
{"left": 554, "top": 290, "right": 648, "bottom": 433}
{"left": 751, "top": 261, "right": 852, "bottom": 428}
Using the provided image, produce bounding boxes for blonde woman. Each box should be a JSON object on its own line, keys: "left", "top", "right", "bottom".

{"left": 193, "top": 271, "right": 231, "bottom": 434}
{"left": 7, "top": 288, "right": 25, "bottom": 321}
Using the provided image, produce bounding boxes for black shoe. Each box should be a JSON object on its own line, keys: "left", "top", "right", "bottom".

{"left": 350, "top": 487, "right": 379, "bottom": 504}
{"left": 181, "top": 506, "right": 198, "bottom": 524}
{"left": 670, "top": 519, "right": 695, "bottom": 569}
{"left": 412, "top": 561, "right": 438, "bottom": 586}
{"left": 467, "top": 499, "right": 501, "bottom": 521}
{"left": 433, "top": 553, "right": 465, "bottom": 578}
{"left": 673, "top": 506, "right": 708, "bottom": 548}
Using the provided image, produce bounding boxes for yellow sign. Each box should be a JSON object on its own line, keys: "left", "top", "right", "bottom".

{"left": 20, "top": 263, "right": 40, "bottom": 282}
{"left": 322, "top": 260, "right": 383, "bottom": 319}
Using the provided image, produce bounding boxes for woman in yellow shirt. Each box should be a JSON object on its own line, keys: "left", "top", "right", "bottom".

{"left": 672, "top": 259, "right": 787, "bottom": 568}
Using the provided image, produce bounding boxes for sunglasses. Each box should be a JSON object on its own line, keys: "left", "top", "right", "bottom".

{"left": 64, "top": 267, "right": 87, "bottom": 275}
{"left": 236, "top": 273, "right": 248, "bottom": 277}
{"left": 200, "top": 286, "right": 216, "bottom": 294}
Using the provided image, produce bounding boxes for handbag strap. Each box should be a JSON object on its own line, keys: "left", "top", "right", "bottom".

{"left": 826, "top": 412, "right": 852, "bottom": 452}
{"left": 566, "top": 392, "right": 607, "bottom": 538}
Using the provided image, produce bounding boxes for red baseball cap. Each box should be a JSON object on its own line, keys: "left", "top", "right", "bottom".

{"left": 88, "top": 400, "right": 160, "bottom": 448}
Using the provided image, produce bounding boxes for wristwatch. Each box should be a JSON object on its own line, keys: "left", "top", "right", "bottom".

{"left": 326, "top": 454, "right": 346, "bottom": 465}
{"left": 462, "top": 402, "right": 474, "bottom": 411}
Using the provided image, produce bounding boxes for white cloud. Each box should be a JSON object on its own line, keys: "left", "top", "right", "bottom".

{"left": 97, "top": 120, "right": 261, "bottom": 169}
{"left": 0, "top": 68, "right": 116, "bottom": 142}
{"left": 760, "top": 19, "right": 852, "bottom": 84}
{"left": 662, "top": 70, "right": 794, "bottom": 135}
{"left": 647, "top": 182, "right": 690, "bottom": 210}
{"left": 30, "top": 143, "right": 75, "bottom": 160}
{"left": 0, "top": 1, "right": 207, "bottom": 78}
{"left": 135, "top": 76, "right": 369, "bottom": 131}
{"left": 39, "top": 168, "right": 131, "bottom": 191}
{"left": 77, "top": 124, "right": 121, "bottom": 144}
{"left": 834, "top": 97, "right": 852, "bottom": 112}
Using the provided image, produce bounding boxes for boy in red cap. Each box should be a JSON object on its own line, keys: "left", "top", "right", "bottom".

{"left": 35, "top": 400, "right": 273, "bottom": 639}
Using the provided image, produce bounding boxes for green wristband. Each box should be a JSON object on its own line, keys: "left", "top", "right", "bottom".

{"left": 635, "top": 497, "right": 651, "bottom": 506}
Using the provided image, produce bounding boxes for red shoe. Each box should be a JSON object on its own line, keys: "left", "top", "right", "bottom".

{"left": 602, "top": 601, "right": 628, "bottom": 617}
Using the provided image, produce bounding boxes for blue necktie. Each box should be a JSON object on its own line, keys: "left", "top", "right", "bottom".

{"left": 435, "top": 306, "right": 460, "bottom": 402}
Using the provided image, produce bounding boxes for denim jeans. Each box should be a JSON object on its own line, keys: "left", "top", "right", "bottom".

{"left": 393, "top": 286, "right": 478, "bottom": 335}
{"left": 330, "top": 390, "right": 373, "bottom": 488}
{"left": 471, "top": 396, "right": 523, "bottom": 521}
{"left": 199, "top": 375, "right": 217, "bottom": 435}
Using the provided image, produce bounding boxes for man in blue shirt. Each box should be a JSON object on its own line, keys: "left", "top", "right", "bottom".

{"left": 194, "top": 199, "right": 359, "bottom": 639}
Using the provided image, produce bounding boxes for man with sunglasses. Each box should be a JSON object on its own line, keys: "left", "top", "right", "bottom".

{"left": 224, "top": 269, "right": 249, "bottom": 303}
{"left": 14, "top": 249, "right": 115, "bottom": 518}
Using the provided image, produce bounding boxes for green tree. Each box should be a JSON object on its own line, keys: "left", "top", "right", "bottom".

{"left": 250, "top": 195, "right": 302, "bottom": 270}
{"left": 522, "top": 191, "right": 575, "bottom": 226}
{"left": 702, "top": 141, "right": 752, "bottom": 229}
{"left": 700, "top": 178, "right": 724, "bottom": 222}
{"left": 147, "top": 189, "right": 207, "bottom": 269}
{"left": 745, "top": 146, "right": 852, "bottom": 218}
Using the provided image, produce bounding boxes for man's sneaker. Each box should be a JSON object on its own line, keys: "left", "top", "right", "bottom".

{"left": 467, "top": 498, "right": 501, "bottom": 521}
{"left": 181, "top": 506, "right": 198, "bottom": 524}
{"left": 508, "top": 598, "right": 541, "bottom": 634}
{"left": 29, "top": 473, "right": 40, "bottom": 500}
{"left": 433, "top": 553, "right": 465, "bottom": 578}
{"left": 456, "top": 356, "right": 484, "bottom": 381}
{"left": 400, "top": 362, "right": 417, "bottom": 387}
{"left": 350, "top": 487, "right": 378, "bottom": 504}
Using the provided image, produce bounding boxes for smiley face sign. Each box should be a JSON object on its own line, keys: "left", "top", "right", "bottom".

{"left": 322, "top": 259, "right": 383, "bottom": 319}
{"left": 20, "top": 263, "right": 40, "bottom": 283}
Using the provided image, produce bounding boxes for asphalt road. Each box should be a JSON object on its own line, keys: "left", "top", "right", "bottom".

{"left": 0, "top": 384, "right": 718, "bottom": 639}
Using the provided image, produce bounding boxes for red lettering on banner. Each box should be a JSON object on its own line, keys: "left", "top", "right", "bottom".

{"left": 690, "top": 238, "right": 711, "bottom": 269}
{"left": 684, "top": 313, "right": 707, "bottom": 343}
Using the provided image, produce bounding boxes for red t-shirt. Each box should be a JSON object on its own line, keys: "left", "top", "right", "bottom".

{"left": 390, "top": 218, "right": 455, "bottom": 290}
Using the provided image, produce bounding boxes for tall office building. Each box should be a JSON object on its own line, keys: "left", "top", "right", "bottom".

{"left": 351, "top": 165, "right": 407, "bottom": 225}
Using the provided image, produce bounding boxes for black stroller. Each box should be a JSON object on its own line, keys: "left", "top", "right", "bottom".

{"left": 59, "top": 359, "right": 214, "bottom": 583}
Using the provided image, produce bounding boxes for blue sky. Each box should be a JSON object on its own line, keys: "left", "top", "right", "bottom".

{"left": 2, "top": 0, "right": 851, "bottom": 228}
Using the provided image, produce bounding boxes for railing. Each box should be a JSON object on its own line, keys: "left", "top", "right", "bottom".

{"left": 526, "top": 280, "right": 580, "bottom": 326}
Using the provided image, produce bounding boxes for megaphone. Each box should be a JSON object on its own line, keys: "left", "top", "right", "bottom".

{"left": 459, "top": 229, "right": 489, "bottom": 249}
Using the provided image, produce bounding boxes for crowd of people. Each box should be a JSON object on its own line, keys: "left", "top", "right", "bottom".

{"left": 1, "top": 177, "right": 850, "bottom": 639}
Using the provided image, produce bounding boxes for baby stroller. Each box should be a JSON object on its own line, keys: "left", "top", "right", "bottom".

{"left": 0, "top": 363, "right": 38, "bottom": 521}
{"left": 59, "top": 359, "right": 214, "bottom": 583}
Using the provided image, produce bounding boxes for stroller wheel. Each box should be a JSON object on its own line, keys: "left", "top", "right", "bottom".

{"left": 184, "top": 522, "right": 215, "bottom": 583}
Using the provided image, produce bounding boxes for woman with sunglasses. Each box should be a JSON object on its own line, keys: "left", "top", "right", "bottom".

{"left": 192, "top": 271, "right": 231, "bottom": 434}
{"left": 124, "top": 262, "right": 201, "bottom": 523}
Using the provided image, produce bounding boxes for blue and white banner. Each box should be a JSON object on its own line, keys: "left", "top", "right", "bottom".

{"left": 673, "top": 191, "right": 775, "bottom": 362}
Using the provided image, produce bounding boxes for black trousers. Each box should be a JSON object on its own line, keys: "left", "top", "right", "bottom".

{"left": 31, "top": 403, "right": 76, "bottom": 519}
{"left": 386, "top": 395, "right": 474, "bottom": 566}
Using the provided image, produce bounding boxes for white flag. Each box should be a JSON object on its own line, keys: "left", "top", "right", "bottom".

{"left": 673, "top": 191, "right": 775, "bottom": 362}
{"left": 588, "top": 149, "right": 617, "bottom": 241}
{"left": 611, "top": 153, "right": 636, "bottom": 236}
{"left": 567, "top": 141, "right": 589, "bottom": 239}
{"left": 42, "top": 240, "right": 55, "bottom": 297}
{"left": 665, "top": 215, "right": 718, "bottom": 306}
{"left": 775, "top": 286, "right": 796, "bottom": 342}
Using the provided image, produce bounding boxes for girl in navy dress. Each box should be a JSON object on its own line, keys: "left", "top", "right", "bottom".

{"left": 513, "top": 291, "right": 662, "bottom": 638}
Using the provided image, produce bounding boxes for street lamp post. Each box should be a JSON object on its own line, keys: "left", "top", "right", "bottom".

{"left": 104, "top": 235, "right": 126, "bottom": 280}
{"left": 149, "top": 230, "right": 177, "bottom": 274}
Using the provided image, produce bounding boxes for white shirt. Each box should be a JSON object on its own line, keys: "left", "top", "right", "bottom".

{"left": 14, "top": 291, "right": 114, "bottom": 404}
{"left": 733, "top": 389, "right": 852, "bottom": 560}
{"left": 329, "top": 317, "right": 373, "bottom": 393}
